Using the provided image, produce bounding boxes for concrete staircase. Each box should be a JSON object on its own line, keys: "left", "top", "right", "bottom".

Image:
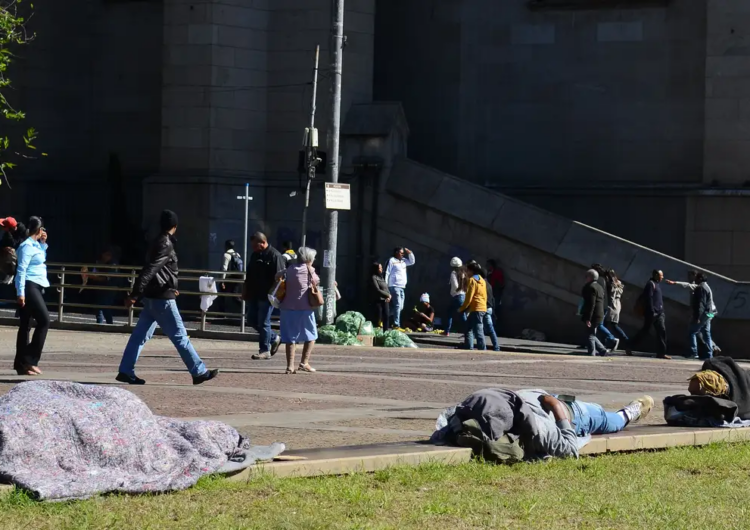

{"left": 377, "top": 157, "right": 750, "bottom": 355}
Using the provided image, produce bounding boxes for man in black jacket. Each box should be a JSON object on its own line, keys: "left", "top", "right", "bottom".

{"left": 117, "top": 210, "right": 219, "bottom": 385}
{"left": 687, "top": 272, "right": 715, "bottom": 359}
{"left": 243, "top": 232, "right": 284, "bottom": 360}
{"left": 626, "top": 270, "right": 671, "bottom": 359}
{"left": 581, "top": 269, "right": 608, "bottom": 356}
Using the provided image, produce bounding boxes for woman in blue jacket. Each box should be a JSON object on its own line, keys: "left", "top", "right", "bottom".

{"left": 15, "top": 216, "right": 50, "bottom": 375}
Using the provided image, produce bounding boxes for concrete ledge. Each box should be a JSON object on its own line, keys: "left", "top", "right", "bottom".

{"left": 226, "top": 442, "right": 472, "bottom": 481}
{"left": 231, "top": 426, "right": 750, "bottom": 481}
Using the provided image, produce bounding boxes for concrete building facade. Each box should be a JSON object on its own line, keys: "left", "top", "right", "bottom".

{"left": 3, "top": 0, "right": 750, "bottom": 282}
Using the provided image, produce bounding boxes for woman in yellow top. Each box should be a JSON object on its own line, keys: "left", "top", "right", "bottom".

{"left": 458, "top": 261, "right": 488, "bottom": 350}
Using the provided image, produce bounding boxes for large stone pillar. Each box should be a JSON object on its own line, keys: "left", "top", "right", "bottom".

{"left": 146, "top": 0, "right": 270, "bottom": 268}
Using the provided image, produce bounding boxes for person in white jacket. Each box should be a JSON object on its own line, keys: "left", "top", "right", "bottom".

{"left": 445, "top": 257, "right": 467, "bottom": 336}
{"left": 384, "top": 247, "right": 415, "bottom": 328}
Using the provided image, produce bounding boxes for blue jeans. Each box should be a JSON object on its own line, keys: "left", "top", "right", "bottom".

{"left": 465, "top": 311, "right": 486, "bottom": 350}
{"left": 389, "top": 287, "right": 405, "bottom": 328}
{"left": 570, "top": 400, "right": 626, "bottom": 436}
{"left": 95, "top": 290, "right": 116, "bottom": 324}
{"left": 119, "top": 298, "right": 206, "bottom": 377}
{"left": 247, "top": 298, "right": 277, "bottom": 353}
{"left": 597, "top": 309, "right": 616, "bottom": 344}
{"left": 689, "top": 315, "right": 713, "bottom": 358}
{"left": 483, "top": 308, "right": 499, "bottom": 351}
{"left": 606, "top": 321, "right": 629, "bottom": 341}
{"left": 445, "top": 294, "right": 466, "bottom": 334}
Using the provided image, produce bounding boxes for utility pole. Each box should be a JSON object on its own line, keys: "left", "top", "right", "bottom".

{"left": 322, "top": 0, "right": 345, "bottom": 325}
{"left": 301, "top": 45, "right": 321, "bottom": 248}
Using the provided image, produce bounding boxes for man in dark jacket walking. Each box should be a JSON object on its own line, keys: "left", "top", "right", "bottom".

{"left": 626, "top": 269, "right": 671, "bottom": 359}
{"left": 687, "top": 272, "right": 715, "bottom": 359}
{"left": 581, "top": 269, "right": 608, "bottom": 356}
{"left": 118, "top": 210, "right": 219, "bottom": 385}
{"left": 243, "top": 232, "right": 284, "bottom": 360}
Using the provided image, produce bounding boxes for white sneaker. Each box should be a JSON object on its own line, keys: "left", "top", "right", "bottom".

{"left": 621, "top": 395, "right": 654, "bottom": 424}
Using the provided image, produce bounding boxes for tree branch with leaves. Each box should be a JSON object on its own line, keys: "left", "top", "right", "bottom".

{"left": 0, "top": 0, "right": 43, "bottom": 188}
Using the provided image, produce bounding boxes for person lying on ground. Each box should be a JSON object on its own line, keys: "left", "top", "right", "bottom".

{"left": 663, "top": 357, "right": 750, "bottom": 427}
{"left": 686, "top": 357, "right": 750, "bottom": 419}
{"left": 434, "top": 387, "right": 653, "bottom": 461}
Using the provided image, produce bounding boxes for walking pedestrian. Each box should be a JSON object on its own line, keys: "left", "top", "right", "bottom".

{"left": 117, "top": 210, "right": 219, "bottom": 385}
{"left": 581, "top": 269, "right": 608, "bottom": 356}
{"left": 626, "top": 269, "right": 671, "bottom": 359}
{"left": 684, "top": 272, "right": 715, "bottom": 360}
{"left": 243, "top": 232, "right": 284, "bottom": 360}
{"left": 279, "top": 246, "right": 320, "bottom": 374}
{"left": 385, "top": 247, "right": 415, "bottom": 328}
{"left": 459, "top": 261, "right": 487, "bottom": 350}
{"left": 604, "top": 269, "right": 629, "bottom": 345}
{"left": 591, "top": 263, "right": 618, "bottom": 350}
{"left": 14, "top": 216, "right": 50, "bottom": 376}
{"left": 220, "top": 239, "right": 242, "bottom": 314}
{"left": 445, "top": 257, "right": 467, "bottom": 337}
{"left": 368, "top": 262, "right": 390, "bottom": 328}
{"left": 475, "top": 263, "right": 500, "bottom": 351}
{"left": 666, "top": 271, "right": 722, "bottom": 355}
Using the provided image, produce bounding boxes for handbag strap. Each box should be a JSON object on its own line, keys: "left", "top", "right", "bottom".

{"left": 306, "top": 264, "right": 314, "bottom": 288}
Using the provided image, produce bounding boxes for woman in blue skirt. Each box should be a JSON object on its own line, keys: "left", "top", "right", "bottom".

{"left": 279, "top": 246, "right": 320, "bottom": 374}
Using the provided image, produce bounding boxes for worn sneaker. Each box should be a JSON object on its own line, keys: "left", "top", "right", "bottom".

{"left": 252, "top": 352, "right": 272, "bottom": 360}
{"left": 621, "top": 395, "right": 654, "bottom": 424}
{"left": 116, "top": 372, "right": 146, "bottom": 385}
{"left": 193, "top": 368, "right": 220, "bottom": 385}
{"left": 270, "top": 335, "right": 282, "bottom": 357}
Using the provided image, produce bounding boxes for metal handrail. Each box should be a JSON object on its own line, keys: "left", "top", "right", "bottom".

{"left": 2, "top": 261, "right": 249, "bottom": 332}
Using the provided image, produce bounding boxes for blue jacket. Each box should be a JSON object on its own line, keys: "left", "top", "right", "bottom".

{"left": 15, "top": 237, "right": 49, "bottom": 297}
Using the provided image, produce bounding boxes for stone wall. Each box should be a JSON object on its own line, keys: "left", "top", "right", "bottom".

{"left": 376, "top": 157, "right": 750, "bottom": 355}
{"left": 375, "top": 0, "right": 707, "bottom": 186}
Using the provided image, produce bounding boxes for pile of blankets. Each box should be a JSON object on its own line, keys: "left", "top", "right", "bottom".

{"left": 0, "top": 381, "right": 285, "bottom": 501}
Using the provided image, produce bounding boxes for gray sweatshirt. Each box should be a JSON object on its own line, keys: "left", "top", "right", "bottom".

{"left": 516, "top": 389, "right": 581, "bottom": 459}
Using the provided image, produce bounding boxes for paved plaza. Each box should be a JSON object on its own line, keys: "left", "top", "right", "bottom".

{"left": 0, "top": 327, "right": 723, "bottom": 450}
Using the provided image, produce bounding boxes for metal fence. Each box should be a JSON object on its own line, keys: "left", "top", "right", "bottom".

{"left": 1, "top": 262, "right": 248, "bottom": 332}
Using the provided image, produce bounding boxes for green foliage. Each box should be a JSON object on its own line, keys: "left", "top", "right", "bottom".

{"left": 0, "top": 0, "right": 44, "bottom": 187}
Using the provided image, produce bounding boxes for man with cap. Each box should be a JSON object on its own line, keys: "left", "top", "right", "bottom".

{"left": 117, "top": 209, "right": 219, "bottom": 385}
{"left": 0, "top": 217, "right": 22, "bottom": 288}
{"left": 407, "top": 293, "right": 435, "bottom": 331}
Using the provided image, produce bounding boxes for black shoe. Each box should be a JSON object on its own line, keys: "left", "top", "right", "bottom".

{"left": 270, "top": 336, "right": 281, "bottom": 357}
{"left": 116, "top": 372, "right": 146, "bottom": 385}
{"left": 193, "top": 368, "right": 219, "bottom": 385}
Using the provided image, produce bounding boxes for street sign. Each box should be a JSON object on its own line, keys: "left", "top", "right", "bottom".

{"left": 325, "top": 183, "right": 351, "bottom": 210}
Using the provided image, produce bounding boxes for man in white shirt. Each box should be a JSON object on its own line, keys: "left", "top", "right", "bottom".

{"left": 384, "top": 247, "right": 415, "bottom": 328}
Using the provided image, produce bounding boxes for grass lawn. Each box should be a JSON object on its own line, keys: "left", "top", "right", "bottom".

{"left": 5, "top": 442, "right": 750, "bottom": 529}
